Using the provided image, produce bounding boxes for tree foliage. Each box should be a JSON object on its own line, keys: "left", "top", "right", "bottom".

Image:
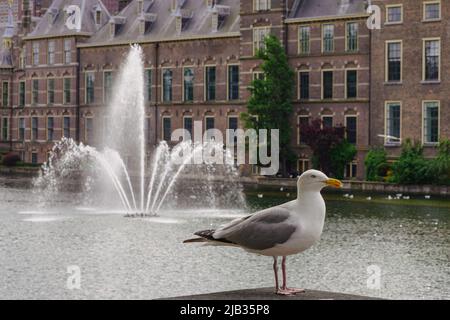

{"left": 241, "top": 35, "right": 295, "bottom": 174}
{"left": 365, "top": 148, "right": 388, "bottom": 181}
{"left": 300, "top": 119, "right": 355, "bottom": 177}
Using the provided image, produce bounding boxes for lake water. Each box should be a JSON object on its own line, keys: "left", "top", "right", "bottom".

{"left": 0, "top": 176, "right": 449, "bottom": 300}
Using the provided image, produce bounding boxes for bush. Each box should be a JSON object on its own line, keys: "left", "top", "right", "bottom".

{"left": 390, "top": 139, "right": 432, "bottom": 185}
{"left": 330, "top": 140, "right": 357, "bottom": 179}
{"left": 427, "top": 139, "right": 450, "bottom": 185}
{"left": 2, "top": 153, "right": 21, "bottom": 167}
{"left": 365, "top": 148, "right": 388, "bottom": 181}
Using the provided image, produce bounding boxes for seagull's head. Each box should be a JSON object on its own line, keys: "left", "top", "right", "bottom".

{"left": 297, "top": 169, "right": 343, "bottom": 192}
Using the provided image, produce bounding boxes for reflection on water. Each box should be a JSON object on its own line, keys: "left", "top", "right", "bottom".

{"left": 0, "top": 176, "right": 449, "bottom": 300}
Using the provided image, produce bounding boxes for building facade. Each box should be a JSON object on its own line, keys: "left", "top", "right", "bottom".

{"left": 0, "top": 0, "right": 448, "bottom": 180}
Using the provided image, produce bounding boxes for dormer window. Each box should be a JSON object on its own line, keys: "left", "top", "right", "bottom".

{"left": 109, "top": 16, "right": 127, "bottom": 37}
{"left": 175, "top": 10, "right": 193, "bottom": 35}
{"left": 254, "top": 0, "right": 270, "bottom": 11}
{"left": 95, "top": 10, "right": 101, "bottom": 25}
{"left": 139, "top": 13, "right": 157, "bottom": 35}
{"left": 211, "top": 5, "right": 230, "bottom": 32}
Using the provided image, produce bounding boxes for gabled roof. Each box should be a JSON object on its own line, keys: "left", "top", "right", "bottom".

{"left": 26, "top": 0, "right": 111, "bottom": 39}
{"left": 84, "top": 0, "right": 240, "bottom": 46}
{"left": 289, "top": 0, "right": 368, "bottom": 20}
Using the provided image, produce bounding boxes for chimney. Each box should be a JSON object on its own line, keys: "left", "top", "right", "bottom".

{"left": 211, "top": 7, "right": 218, "bottom": 32}
{"left": 21, "top": 0, "right": 32, "bottom": 34}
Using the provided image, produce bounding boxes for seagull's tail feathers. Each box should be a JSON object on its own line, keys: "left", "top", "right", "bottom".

{"left": 183, "top": 229, "right": 237, "bottom": 247}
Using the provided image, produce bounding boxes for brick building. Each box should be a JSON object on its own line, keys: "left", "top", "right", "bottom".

{"left": 0, "top": 0, "right": 448, "bottom": 180}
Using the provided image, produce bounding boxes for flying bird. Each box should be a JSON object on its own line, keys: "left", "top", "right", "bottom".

{"left": 183, "top": 170, "right": 342, "bottom": 295}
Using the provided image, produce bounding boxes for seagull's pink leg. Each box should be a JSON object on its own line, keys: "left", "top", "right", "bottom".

{"left": 274, "top": 256, "right": 294, "bottom": 296}
{"left": 281, "top": 256, "right": 305, "bottom": 294}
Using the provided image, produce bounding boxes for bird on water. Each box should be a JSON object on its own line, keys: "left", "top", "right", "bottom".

{"left": 184, "top": 169, "right": 343, "bottom": 295}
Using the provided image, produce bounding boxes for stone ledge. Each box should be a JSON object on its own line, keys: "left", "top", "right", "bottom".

{"left": 163, "top": 287, "right": 381, "bottom": 300}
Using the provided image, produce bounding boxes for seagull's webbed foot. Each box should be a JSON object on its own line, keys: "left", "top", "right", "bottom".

{"left": 276, "top": 288, "right": 295, "bottom": 296}
{"left": 282, "top": 287, "right": 305, "bottom": 294}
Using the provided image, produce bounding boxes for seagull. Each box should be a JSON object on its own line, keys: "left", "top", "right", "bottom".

{"left": 348, "top": 195, "right": 354, "bottom": 199}
{"left": 183, "top": 170, "right": 342, "bottom": 295}
{"left": 257, "top": 194, "right": 263, "bottom": 198}
{"left": 425, "top": 195, "right": 431, "bottom": 199}
{"left": 366, "top": 197, "right": 372, "bottom": 201}
{"left": 280, "top": 187, "right": 284, "bottom": 191}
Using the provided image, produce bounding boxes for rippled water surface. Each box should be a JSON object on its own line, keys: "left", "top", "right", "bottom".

{"left": 0, "top": 177, "right": 449, "bottom": 299}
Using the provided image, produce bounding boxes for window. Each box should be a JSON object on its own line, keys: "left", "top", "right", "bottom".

{"left": 162, "top": 69, "right": 172, "bottom": 102}
{"left": 253, "top": 72, "right": 265, "bottom": 81}
{"left": 345, "top": 162, "right": 357, "bottom": 178}
{"left": 183, "top": 68, "right": 194, "bottom": 102}
{"left": 346, "top": 22, "right": 358, "bottom": 52}
{"left": 298, "top": 159, "right": 310, "bottom": 174}
{"left": 145, "top": 117, "right": 151, "bottom": 143}
{"left": 2, "top": 82, "right": 9, "bottom": 106}
{"left": 31, "top": 117, "right": 38, "bottom": 141}
{"left": 423, "top": 39, "right": 440, "bottom": 81}
{"left": 64, "top": 39, "right": 71, "bottom": 64}
{"left": 85, "top": 118, "right": 93, "bottom": 143}
{"left": 346, "top": 70, "right": 357, "bottom": 99}
{"left": 183, "top": 116, "right": 193, "bottom": 140}
{"left": 47, "top": 79, "right": 55, "bottom": 104}
{"left": 20, "top": 46, "right": 26, "bottom": 68}
{"left": 322, "top": 71, "right": 333, "bottom": 99}
{"left": 32, "top": 79, "right": 39, "bottom": 104}
{"left": 299, "top": 72, "right": 309, "bottom": 100}
{"left": 385, "top": 102, "right": 401, "bottom": 144}
{"left": 205, "top": 66, "right": 216, "bottom": 101}
{"left": 1, "top": 118, "right": 9, "bottom": 141}
{"left": 95, "top": 10, "right": 101, "bottom": 24}
{"left": 228, "top": 116, "right": 238, "bottom": 144}
{"left": 19, "top": 81, "right": 25, "bottom": 107}
{"left": 298, "top": 116, "right": 309, "bottom": 145}
{"left": 423, "top": 101, "right": 439, "bottom": 144}
{"left": 253, "top": 27, "right": 271, "bottom": 55}
{"left": 47, "top": 117, "right": 54, "bottom": 141}
{"left": 103, "top": 71, "right": 113, "bottom": 103}
{"left": 322, "top": 116, "right": 333, "bottom": 128}
{"left": 64, "top": 78, "right": 71, "bottom": 104}
{"left": 345, "top": 116, "right": 357, "bottom": 144}
{"left": 18, "top": 118, "right": 25, "bottom": 141}
{"left": 298, "top": 26, "right": 310, "bottom": 54}
{"left": 31, "top": 153, "right": 38, "bottom": 164}
{"left": 424, "top": 1, "right": 441, "bottom": 21}
{"left": 86, "top": 72, "right": 95, "bottom": 104}
{"left": 254, "top": 0, "right": 271, "bottom": 11}
{"left": 145, "top": 69, "right": 152, "bottom": 102}
{"left": 162, "top": 117, "right": 171, "bottom": 141}
{"left": 322, "top": 24, "right": 334, "bottom": 53}
{"left": 386, "top": 5, "right": 402, "bottom": 23}
{"left": 386, "top": 41, "right": 402, "bottom": 82}
{"left": 228, "top": 65, "right": 239, "bottom": 100}
{"left": 205, "top": 116, "right": 215, "bottom": 140}
{"left": 63, "top": 117, "right": 70, "bottom": 138}
{"left": 47, "top": 40, "right": 55, "bottom": 65}
{"left": 33, "top": 42, "right": 39, "bottom": 65}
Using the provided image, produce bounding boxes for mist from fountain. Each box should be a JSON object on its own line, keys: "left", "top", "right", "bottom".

{"left": 33, "top": 45, "right": 246, "bottom": 216}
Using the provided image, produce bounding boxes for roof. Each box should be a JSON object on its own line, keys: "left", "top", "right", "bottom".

{"left": 84, "top": 0, "right": 240, "bottom": 46}
{"left": 26, "top": 0, "right": 111, "bottom": 39}
{"left": 289, "top": 0, "right": 368, "bottom": 20}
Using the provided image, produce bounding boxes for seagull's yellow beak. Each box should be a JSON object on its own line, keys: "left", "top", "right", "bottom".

{"left": 324, "top": 178, "right": 343, "bottom": 188}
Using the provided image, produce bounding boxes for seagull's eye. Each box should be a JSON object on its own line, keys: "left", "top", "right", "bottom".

{"left": 311, "top": 175, "right": 316, "bottom": 178}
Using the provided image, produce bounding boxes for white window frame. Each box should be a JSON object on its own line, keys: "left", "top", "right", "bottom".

{"left": 422, "top": 100, "right": 440, "bottom": 145}
{"left": 385, "top": 4, "right": 403, "bottom": 24}
{"left": 298, "top": 25, "right": 310, "bottom": 55}
{"left": 384, "top": 101, "right": 402, "bottom": 145}
{"left": 253, "top": 26, "right": 271, "bottom": 55}
{"left": 254, "top": 0, "right": 271, "bottom": 11}
{"left": 345, "top": 22, "right": 359, "bottom": 52}
{"left": 322, "top": 24, "right": 334, "bottom": 53}
{"left": 422, "top": 38, "right": 441, "bottom": 82}
{"left": 423, "top": 1, "right": 441, "bottom": 21}
{"left": 385, "top": 40, "right": 403, "bottom": 82}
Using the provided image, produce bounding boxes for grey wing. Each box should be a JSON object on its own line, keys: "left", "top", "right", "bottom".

{"left": 213, "top": 207, "right": 297, "bottom": 251}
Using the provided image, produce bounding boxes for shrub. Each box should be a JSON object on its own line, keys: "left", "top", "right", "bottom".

{"left": 390, "top": 139, "right": 432, "bottom": 185}
{"left": 427, "top": 139, "right": 450, "bottom": 185}
{"left": 2, "top": 152, "right": 21, "bottom": 167}
{"left": 365, "top": 148, "right": 388, "bottom": 181}
{"left": 330, "top": 140, "right": 357, "bottom": 179}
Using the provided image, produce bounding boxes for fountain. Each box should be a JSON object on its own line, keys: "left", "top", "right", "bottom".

{"left": 33, "top": 45, "right": 245, "bottom": 216}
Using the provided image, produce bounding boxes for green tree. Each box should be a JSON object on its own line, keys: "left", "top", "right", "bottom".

{"left": 427, "top": 139, "right": 450, "bottom": 185}
{"left": 365, "top": 148, "right": 388, "bottom": 181}
{"left": 390, "top": 139, "right": 432, "bottom": 184}
{"left": 301, "top": 119, "right": 355, "bottom": 178}
{"left": 242, "top": 35, "right": 295, "bottom": 176}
